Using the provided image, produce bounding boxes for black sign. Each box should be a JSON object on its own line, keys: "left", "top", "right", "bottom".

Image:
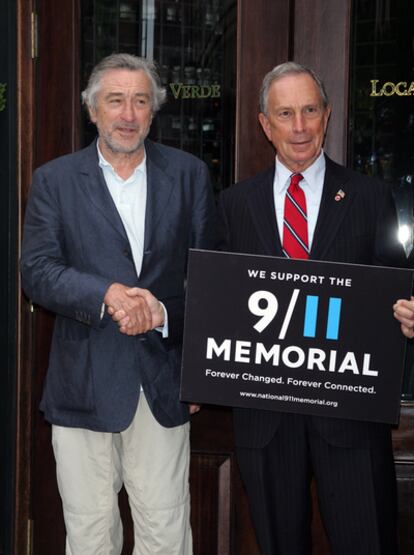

{"left": 180, "top": 250, "right": 414, "bottom": 424}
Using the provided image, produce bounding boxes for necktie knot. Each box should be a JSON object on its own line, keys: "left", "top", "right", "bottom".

{"left": 289, "top": 173, "right": 304, "bottom": 191}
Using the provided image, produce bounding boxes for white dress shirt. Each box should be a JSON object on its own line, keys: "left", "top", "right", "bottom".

{"left": 98, "top": 145, "right": 147, "bottom": 277}
{"left": 97, "top": 143, "right": 168, "bottom": 336}
{"left": 273, "top": 150, "right": 326, "bottom": 249}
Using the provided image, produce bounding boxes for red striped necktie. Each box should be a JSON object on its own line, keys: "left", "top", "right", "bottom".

{"left": 282, "top": 173, "right": 309, "bottom": 259}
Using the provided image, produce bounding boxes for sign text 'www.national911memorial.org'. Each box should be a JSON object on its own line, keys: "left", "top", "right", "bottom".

{"left": 180, "top": 250, "right": 414, "bottom": 424}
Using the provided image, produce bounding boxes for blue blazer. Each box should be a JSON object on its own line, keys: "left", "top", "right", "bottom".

{"left": 218, "top": 154, "right": 406, "bottom": 449}
{"left": 21, "top": 139, "right": 216, "bottom": 432}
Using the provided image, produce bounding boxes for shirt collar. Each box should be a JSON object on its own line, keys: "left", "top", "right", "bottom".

{"left": 275, "top": 150, "right": 325, "bottom": 194}
{"left": 97, "top": 141, "right": 146, "bottom": 181}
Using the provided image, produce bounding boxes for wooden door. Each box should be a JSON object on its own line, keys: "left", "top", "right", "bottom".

{"left": 293, "top": 1, "right": 414, "bottom": 553}
{"left": 15, "top": 1, "right": 285, "bottom": 553}
{"left": 16, "top": 0, "right": 81, "bottom": 553}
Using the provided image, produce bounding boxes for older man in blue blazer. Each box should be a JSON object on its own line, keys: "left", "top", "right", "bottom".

{"left": 21, "top": 53, "right": 215, "bottom": 555}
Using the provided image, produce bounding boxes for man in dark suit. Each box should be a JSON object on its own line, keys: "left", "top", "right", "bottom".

{"left": 21, "top": 53, "right": 215, "bottom": 554}
{"left": 218, "top": 62, "right": 407, "bottom": 554}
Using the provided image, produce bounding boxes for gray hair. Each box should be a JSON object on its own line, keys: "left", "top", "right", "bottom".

{"left": 81, "top": 53, "right": 167, "bottom": 113}
{"left": 259, "top": 61, "right": 329, "bottom": 116}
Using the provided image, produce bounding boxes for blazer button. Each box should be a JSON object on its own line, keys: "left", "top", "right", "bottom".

{"left": 123, "top": 249, "right": 131, "bottom": 258}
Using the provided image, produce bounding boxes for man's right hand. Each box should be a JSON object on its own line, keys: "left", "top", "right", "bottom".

{"left": 394, "top": 296, "right": 414, "bottom": 339}
{"left": 104, "top": 283, "right": 152, "bottom": 336}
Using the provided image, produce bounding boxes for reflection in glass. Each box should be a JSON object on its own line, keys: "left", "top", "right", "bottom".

{"left": 81, "top": 0, "right": 237, "bottom": 195}
{"left": 349, "top": 0, "right": 414, "bottom": 400}
{"left": 394, "top": 175, "right": 414, "bottom": 258}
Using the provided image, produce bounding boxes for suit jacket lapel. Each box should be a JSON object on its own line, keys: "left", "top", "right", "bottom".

{"left": 78, "top": 140, "right": 175, "bottom": 253}
{"left": 143, "top": 140, "right": 175, "bottom": 253}
{"left": 78, "top": 141, "right": 128, "bottom": 240}
{"left": 247, "top": 166, "right": 282, "bottom": 256}
{"left": 310, "top": 155, "right": 356, "bottom": 259}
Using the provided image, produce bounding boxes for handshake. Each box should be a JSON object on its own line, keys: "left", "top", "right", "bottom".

{"left": 104, "top": 283, "right": 164, "bottom": 336}
{"left": 104, "top": 283, "right": 201, "bottom": 415}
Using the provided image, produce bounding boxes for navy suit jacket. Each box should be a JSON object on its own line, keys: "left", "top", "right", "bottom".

{"left": 218, "top": 154, "right": 406, "bottom": 449}
{"left": 21, "top": 139, "right": 216, "bottom": 432}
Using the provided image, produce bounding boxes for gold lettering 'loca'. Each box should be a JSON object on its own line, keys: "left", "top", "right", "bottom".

{"left": 370, "top": 80, "right": 414, "bottom": 97}
{"left": 169, "top": 83, "right": 221, "bottom": 99}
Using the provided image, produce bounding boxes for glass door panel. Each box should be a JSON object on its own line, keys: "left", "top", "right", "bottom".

{"left": 81, "top": 0, "right": 237, "bottom": 195}
{"left": 349, "top": 0, "right": 414, "bottom": 400}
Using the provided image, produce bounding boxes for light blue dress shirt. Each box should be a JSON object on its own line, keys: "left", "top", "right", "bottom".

{"left": 273, "top": 150, "right": 326, "bottom": 249}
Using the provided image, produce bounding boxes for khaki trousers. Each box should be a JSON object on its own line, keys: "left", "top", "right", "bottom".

{"left": 51, "top": 393, "right": 192, "bottom": 555}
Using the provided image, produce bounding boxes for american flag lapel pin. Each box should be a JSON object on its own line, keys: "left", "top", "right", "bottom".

{"left": 334, "top": 189, "right": 345, "bottom": 202}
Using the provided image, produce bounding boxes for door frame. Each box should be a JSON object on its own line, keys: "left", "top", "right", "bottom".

{"left": 0, "top": 0, "right": 18, "bottom": 553}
